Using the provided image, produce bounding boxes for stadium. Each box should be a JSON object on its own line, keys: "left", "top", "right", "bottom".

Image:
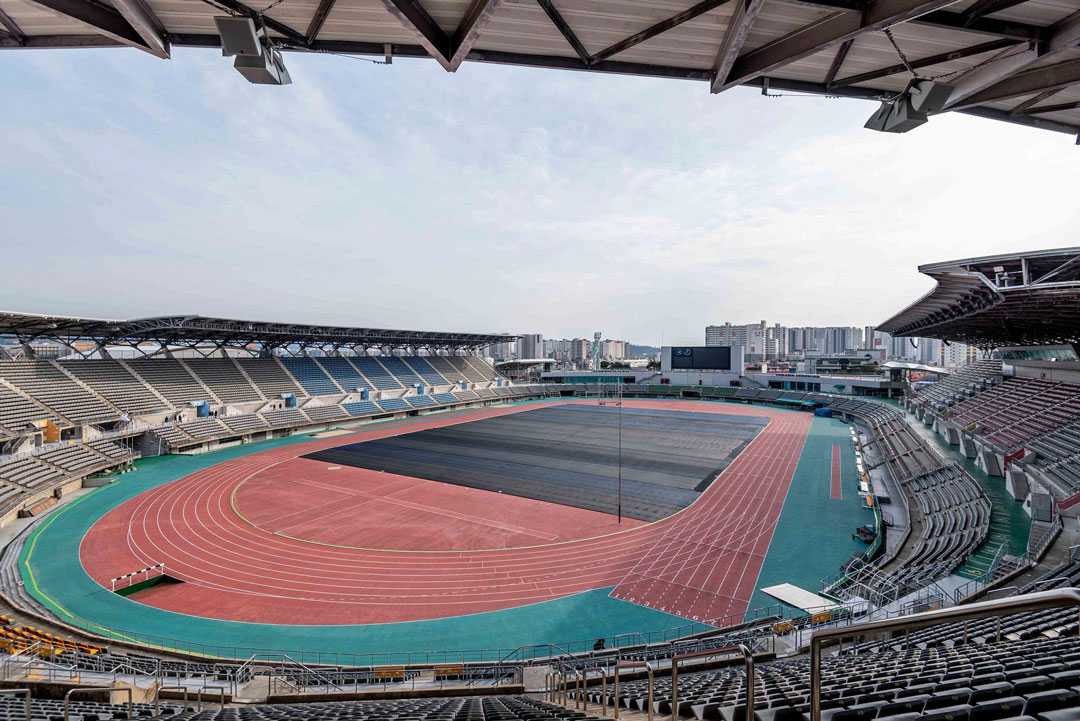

{"left": 0, "top": 245, "right": 1077, "bottom": 721}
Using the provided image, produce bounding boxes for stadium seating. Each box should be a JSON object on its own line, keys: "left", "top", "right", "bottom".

{"left": 59, "top": 359, "right": 171, "bottom": 415}
{"left": 404, "top": 356, "right": 449, "bottom": 386}
{"left": 260, "top": 408, "right": 309, "bottom": 428}
{"left": 178, "top": 417, "right": 230, "bottom": 441}
{"left": 0, "top": 694, "right": 599, "bottom": 721}
{"left": 37, "top": 443, "right": 113, "bottom": 473}
{"left": 153, "top": 425, "right": 197, "bottom": 448}
{"left": 377, "top": 398, "right": 409, "bottom": 412}
{"left": 351, "top": 358, "right": 402, "bottom": 390}
{"left": 379, "top": 356, "right": 423, "bottom": 387}
{"left": 909, "top": 360, "right": 1004, "bottom": 410}
{"left": 236, "top": 359, "right": 306, "bottom": 399}
{"left": 433, "top": 393, "right": 458, "bottom": 405}
{"left": 303, "top": 404, "right": 349, "bottom": 423}
{"left": 315, "top": 357, "right": 372, "bottom": 393}
{"left": 221, "top": 414, "right": 270, "bottom": 434}
{"left": 455, "top": 356, "right": 498, "bottom": 382}
{"left": 425, "top": 356, "right": 470, "bottom": 384}
{"left": 0, "top": 457, "right": 65, "bottom": 490}
{"left": 185, "top": 359, "right": 263, "bottom": 404}
{"left": 454, "top": 390, "right": 481, "bottom": 402}
{"left": 279, "top": 358, "right": 342, "bottom": 397}
{"left": 945, "top": 377, "right": 1080, "bottom": 452}
{"left": 602, "top": 635, "right": 1080, "bottom": 720}
{"left": 128, "top": 359, "right": 215, "bottom": 407}
{"left": 0, "top": 361, "right": 118, "bottom": 424}
{"left": 405, "top": 395, "right": 437, "bottom": 408}
{"left": 0, "top": 383, "right": 55, "bottom": 434}
{"left": 342, "top": 401, "right": 381, "bottom": 417}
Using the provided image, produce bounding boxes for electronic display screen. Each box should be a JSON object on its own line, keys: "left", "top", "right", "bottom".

{"left": 670, "top": 346, "right": 731, "bottom": 370}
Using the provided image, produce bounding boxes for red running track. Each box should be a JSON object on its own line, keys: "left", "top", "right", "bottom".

{"left": 80, "top": 400, "right": 811, "bottom": 625}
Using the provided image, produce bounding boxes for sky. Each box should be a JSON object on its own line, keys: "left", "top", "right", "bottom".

{"left": 2, "top": 47, "right": 1078, "bottom": 346}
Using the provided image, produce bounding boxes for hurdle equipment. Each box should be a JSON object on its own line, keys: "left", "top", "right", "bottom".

{"left": 110, "top": 563, "right": 165, "bottom": 592}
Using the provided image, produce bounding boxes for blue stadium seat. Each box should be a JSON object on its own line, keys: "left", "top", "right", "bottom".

{"left": 315, "top": 357, "right": 371, "bottom": 392}
{"left": 377, "top": 397, "right": 409, "bottom": 412}
{"left": 352, "top": 357, "right": 402, "bottom": 390}
{"left": 403, "top": 357, "right": 448, "bottom": 386}
{"left": 406, "top": 395, "right": 436, "bottom": 408}
{"left": 342, "top": 401, "right": 381, "bottom": 417}
{"left": 279, "top": 358, "right": 340, "bottom": 396}
{"left": 379, "top": 356, "right": 423, "bottom": 387}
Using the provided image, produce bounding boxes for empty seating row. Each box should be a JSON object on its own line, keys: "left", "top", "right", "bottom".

{"left": 237, "top": 358, "right": 305, "bottom": 399}
{"left": 185, "top": 359, "right": 263, "bottom": 403}
{"left": 302, "top": 404, "right": 349, "bottom": 423}
{"left": 0, "top": 383, "right": 55, "bottom": 433}
{"left": 945, "top": 377, "right": 1080, "bottom": 452}
{"left": 37, "top": 444, "right": 111, "bottom": 473}
{"left": 315, "top": 357, "right": 371, "bottom": 393}
{"left": 0, "top": 457, "right": 66, "bottom": 490}
{"left": 221, "top": 414, "right": 269, "bottom": 434}
{"left": 910, "top": 360, "right": 1004, "bottom": 410}
{"left": 59, "top": 360, "right": 170, "bottom": 415}
{"left": 128, "top": 359, "right": 215, "bottom": 407}
{"left": 279, "top": 357, "right": 342, "bottom": 396}
{"left": 0, "top": 361, "right": 118, "bottom": 424}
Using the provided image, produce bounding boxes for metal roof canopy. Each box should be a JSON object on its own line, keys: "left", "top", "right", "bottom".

{"left": 0, "top": 311, "right": 517, "bottom": 353}
{"left": 2, "top": 0, "right": 1080, "bottom": 138}
{"left": 877, "top": 246, "right": 1080, "bottom": 348}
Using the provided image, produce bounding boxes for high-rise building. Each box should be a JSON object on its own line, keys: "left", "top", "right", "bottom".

{"left": 520, "top": 333, "right": 543, "bottom": 359}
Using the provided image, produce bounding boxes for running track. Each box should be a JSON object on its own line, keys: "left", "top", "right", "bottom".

{"left": 80, "top": 400, "right": 811, "bottom": 626}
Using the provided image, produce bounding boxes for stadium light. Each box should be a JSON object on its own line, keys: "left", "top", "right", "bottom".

{"left": 865, "top": 81, "right": 954, "bottom": 134}
{"left": 214, "top": 16, "right": 292, "bottom": 86}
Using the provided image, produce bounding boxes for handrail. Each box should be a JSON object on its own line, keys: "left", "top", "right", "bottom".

{"left": 670, "top": 644, "right": 754, "bottom": 721}
{"left": 810, "top": 587, "right": 1080, "bottom": 721}
{"left": 64, "top": 687, "right": 131, "bottom": 721}
{"left": 613, "top": 659, "right": 654, "bottom": 721}
{"left": 0, "top": 688, "right": 31, "bottom": 721}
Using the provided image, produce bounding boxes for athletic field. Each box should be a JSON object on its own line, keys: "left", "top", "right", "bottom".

{"left": 22, "top": 399, "right": 870, "bottom": 660}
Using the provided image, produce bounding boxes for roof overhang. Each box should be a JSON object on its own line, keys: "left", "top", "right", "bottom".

{"left": 2, "top": 0, "right": 1079, "bottom": 138}
{"left": 0, "top": 311, "right": 516, "bottom": 350}
{"left": 878, "top": 247, "right": 1080, "bottom": 348}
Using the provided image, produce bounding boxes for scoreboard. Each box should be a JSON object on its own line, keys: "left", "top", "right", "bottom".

{"left": 669, "top": 346, "right": 732, "bottom": 371}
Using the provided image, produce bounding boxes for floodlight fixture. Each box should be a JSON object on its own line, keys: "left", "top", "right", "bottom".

{"left": 214, "top": 16, "right": 263, "bottom": 57}
{"left": 909, "top": 80, "right": 954, "bottom": 113}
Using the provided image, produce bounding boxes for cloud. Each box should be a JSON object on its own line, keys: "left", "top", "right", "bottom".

{"left": 0, "top": 50, "right": 1076, "bottom": 345}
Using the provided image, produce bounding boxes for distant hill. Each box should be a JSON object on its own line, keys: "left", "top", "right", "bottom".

{"left": 627, "top": 343, "right": 660, "bottom": 358}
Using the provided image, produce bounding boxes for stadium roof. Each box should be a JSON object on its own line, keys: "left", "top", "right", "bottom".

{"left": 878, "top": 246, "right": 1080, "bottom": 348}
{"left": 2, "top": 0, "right": 1080, "bottom": 137}
{"left": 0, "top": 311, "right": 515, "bottom": 351}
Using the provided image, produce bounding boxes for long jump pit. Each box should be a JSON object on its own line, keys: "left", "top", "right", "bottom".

{"left": 77, "top": 400, "right": 812, "bottom": 627}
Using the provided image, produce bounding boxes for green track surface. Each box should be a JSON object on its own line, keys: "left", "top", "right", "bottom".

{"left": 747, "top": 415, "right": 873, "bottom": 614}
{"left": 21, "top": 402, "right": 864, "bottom": 661}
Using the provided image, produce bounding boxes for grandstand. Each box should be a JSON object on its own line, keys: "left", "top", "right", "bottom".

{"left": 0, "top": 278, "right": 1079, "bottom": 721}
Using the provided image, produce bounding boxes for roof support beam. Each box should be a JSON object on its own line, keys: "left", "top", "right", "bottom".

{"left": 952, "top": 58, "right": 1080, "bottom": 109}
{"left": 111, "top": 0, "right": 169, "bottom": 57}
{"left": 823, "top": 38, "right": 853, "bottom": 87}
{"left": 0, "top": 6, "right": 25, "bottom": 44}
{"left": 831, "top": 37, "right": 1017, "bottom": 88}
{"left": 305, "top": 0, "right": 338, "bottom": 43}
{"left": 592, "top": 0, "right": 729, "bottom": 65}
{"left": 535, "top": 0, "right": 590, "bottom": 63}
{"left": 447, "top": 0, "right": 501, "bottom": 70}
{"left": 945, "top": 10, "right": 1080, "bottom": 108}
{"left": 961, "top": 0, "right": 1029, "bottom": 25}
{"left": 1022, "top": 100, "right": 1080, "bottom": 115}
{"left": 380, "top": 0, "right": 452, "bottom": 68}
{"left": 717, "top": 0, "right": 961, "bottom": 92}
{"left": 1009, "top": 87, "right": 1061, "bottom": 114}
{"left": 710, "top": 0, "right": 767, "bottom": 92}
{"left": 20, "top": 0, "right": 163, "bottom": 55}
{"left": 777, "top": 1, "right": 1044, "bottom": 41}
